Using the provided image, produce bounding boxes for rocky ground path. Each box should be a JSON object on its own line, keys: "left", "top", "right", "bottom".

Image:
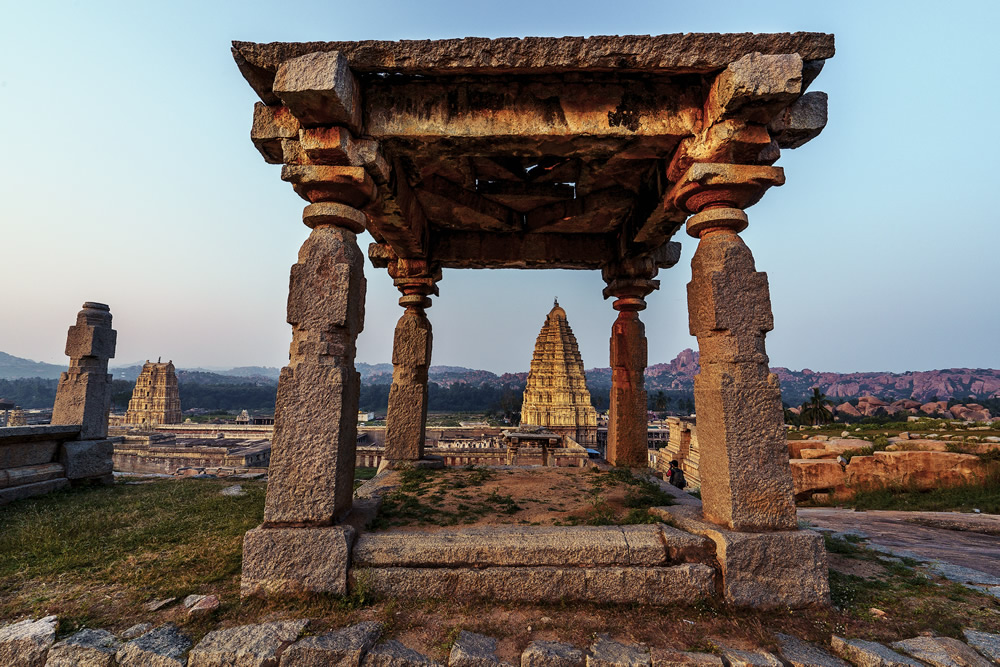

{"left": 800, "top": 508, "right": 1000, "bottom": 594}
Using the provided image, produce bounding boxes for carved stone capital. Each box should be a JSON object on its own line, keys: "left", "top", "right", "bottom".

{"left": 670, "top": 163, "right": 785, "bottom": 215}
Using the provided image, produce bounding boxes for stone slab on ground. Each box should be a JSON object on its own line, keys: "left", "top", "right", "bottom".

{"left": 280, "top": 620, "right": 380, "bottom": 666}
{"left": 188, "top": 594, "right": 220, "bottom": 616}
{"left": 0, "top": 478, "right": 69, "bottom": 505}
{"left": 648, "top": 648, "right": 722, "bottom": 667}
{"left": 830, "top": 636, "right": 924, "bottom": 667}
{"left": 890, "top": 636, "right": 991, "bottom": 667}
{"left": 354, "top": 525, "right": 676, "bottom": 567}
{"left": 363, "top": 639, "right": 442, "bottom": 667}
{"left": 657, "top": 505, "right": 829, "bottom": 608}
{"left": 144, "top": 597, "right": 176, "bottom": 612}
{"left": 521, "top": 640, "right": 585, "bottom": 667}
{"left": 242, "top": 524, "right": 355, "bottom": 596}
{"left": 587, "top": 638, "right": 650, "bottom": 667}
{"left": 116, "top": 624, "right": 191, "bottom": 667}
{"left": 352, "top": 564, "right": 715, "bottom": 605}
{"left": 45, "top": 628, "right": 120, "bottom": 667}
{"left": 775, "top": 633, "right": 848, "bottom": 667}
{"left": 711, "top": 642, "right": 782, "bottom": 667}
{"left": 190, "top": 619, "right": 308, "bottom": 667}
{"left": 121, "top": 623, "right": 153, "bottom": 640}
{"left": 963, "top": 630, "right": 1000, "bottom": 663}
{"left": 450, "top": 631, "right": 511, "bottom": 667}
{"left": 0, "top": 615, "right": 57, "bottom": 667}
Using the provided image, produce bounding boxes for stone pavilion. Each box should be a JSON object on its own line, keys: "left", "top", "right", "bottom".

{"left": 233, "top": 33, "right": 834, "bottom": 608}
{"left": 520, "top": 300, "right": 598, "bottom": 446}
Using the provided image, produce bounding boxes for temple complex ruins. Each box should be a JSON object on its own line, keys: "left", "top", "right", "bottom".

{"left": 233, "top": 32, "right": 834, "bottom": 608}
{"left": 520, "top": 301, "right": 598, "bottom": 446}
{"left": 124, "top": 360, "right": 182, "bottom": 426}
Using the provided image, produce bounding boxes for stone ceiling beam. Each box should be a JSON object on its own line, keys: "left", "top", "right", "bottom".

{"left": 272, "top": 51, "right": 362, "bottom": 133}
{"left": 429, "top": 232, "right": 615, "bottom": 270}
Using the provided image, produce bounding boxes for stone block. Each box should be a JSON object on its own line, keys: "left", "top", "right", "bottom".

{"left": 0, "top": 440, "right": 58, "bottom": 468}
{"left": 45, "top": 628, "right": 120, "bottom": 667}
{"left": 0, "top": 478, "right": 69, "bottom": 505}
{"left": 659, "top": 506, "right": 829, "bottom": 608}
{"left": 963, "top": 630, "right": 1000, "bottom": 663}
{"left": 450, "top": 631, "right": 510, "bottom": 667}
{"left": 648, "top": 649, "right": 722, "bottom": 667}
{"left": 363, "top": 640, "right": 442, "bottom": 667}
{"left": 352, "top": 564, "right": 715, "bottom": 605}
{"left": 60, "top": 439, "right": 113, "bottom": 480}
{"left": 189, "top": 619, "right": 308, "bottom": 667}
{"left": 769, "top": 91, "right": 828, "bottom": 149}
{"left": 0, "top": 615, "right": 57, "bottom": 667}
{"left": 587, "top": 638, "right": 650, "bottom": 667}
{"left": 252, "top": 102, "right": 301, "bottom": 163}
{"left": 1, "top": 463, "right": 64, "bottom": 489}
{"left": 774, "top": 634, "right": 848, "bottom": 667}
{"left": 830, "top": 636, "right": 923, "bottom": 667}
{"left": 709, "top": 52, "right": 802, "bottom": 122}
{"left": 64, "top": 324, "right": 116, "bottom": 360}
{"left": 274, "top": 50, "right": 361, "bottom": 132}
{"left": 712, "top": 643, "right": 782, "bottom": 667}
{"left": 52, "top": 371, "right": 113, "bottom": 439}
{"left": 242, "top": 525, "right": 354, "bottom": 597}
{"left": 790, "top": 460, "right": 847, "bottom": 499}
{"left": 279, "top": 621, "right": 380, "bottom": 666}
{"left": 890, "top": 636, "right": 991, "bottom": 667}
{"left": 116, "top": 624, "right": 191, "bottom": 667}
{"left": 521, "top": 640, "right": 585, "bottom": 667}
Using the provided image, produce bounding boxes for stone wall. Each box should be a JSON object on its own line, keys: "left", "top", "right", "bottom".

{"left": 112, "top": 433, "right": 271, "bottom": 475}
{"left": 655, "top": 417, "right": 702, "bottom": 488}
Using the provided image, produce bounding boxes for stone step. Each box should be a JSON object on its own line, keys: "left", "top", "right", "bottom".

{"left": 0, "top": 478, "right": 69, "bottom": 505}
{"left": 353, "top": 524, "right": 712, "bottom": 568}
{"left": 350, "top": 564, "right": 716, "bottom": 604}
{"left": 0, "top": 462, "right": 65, "bottom": 489}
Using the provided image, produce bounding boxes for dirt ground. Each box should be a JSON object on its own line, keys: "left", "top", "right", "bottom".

{"left": 363, "top": 465, "right": 674, "bottom": 531}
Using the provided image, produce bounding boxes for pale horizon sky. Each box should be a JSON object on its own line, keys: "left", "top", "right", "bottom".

{"left": 1, "top": 1, "right": 997, "bottom": 375}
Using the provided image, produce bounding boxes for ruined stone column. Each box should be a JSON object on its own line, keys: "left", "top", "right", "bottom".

{"left": 51, "top": 302, "right": 117, "bottom": 439}
{"left": 384, "top": 258, "right": 440, "bottom": 464}
{"left": 674, "top": 164, "right": 796, "bottom": 531}
{"left": 602, "top": 253, "right": 667, "bottom": 467}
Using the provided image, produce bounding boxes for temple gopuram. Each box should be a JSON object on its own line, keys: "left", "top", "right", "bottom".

{"left": 520, "top": 300, "right": 598, "bottom": 446}
{"left": 233, "top": 33, "right": 834, "bottom": 609}
{"left": 124, "top": 360, "right": 182, "bottom": 426}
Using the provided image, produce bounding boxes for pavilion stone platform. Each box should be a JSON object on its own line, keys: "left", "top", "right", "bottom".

{"left": 235, "top": 32, "right": 834, "bottom": 608}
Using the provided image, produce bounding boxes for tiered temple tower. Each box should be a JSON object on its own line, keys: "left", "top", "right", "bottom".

{"left": 125, "top": 360, "right": 182, "bottom": 426}
{"left": 520, "top": 301, "right": 598, "bottom": 445}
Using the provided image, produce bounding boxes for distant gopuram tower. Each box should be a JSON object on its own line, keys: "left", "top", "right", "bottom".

{"left": 125, "top": 360, "right": 182, "bottom": 426}
{"left": 520, "top": 300, "right": 598, "bottom": 445}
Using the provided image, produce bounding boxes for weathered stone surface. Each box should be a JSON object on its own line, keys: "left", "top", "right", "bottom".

{"left": 242, "top": 525, "right": 354, "bottom": 596}
{"left": 45, "top": 628, "right": 120, "bottom": 667}
{"left": 890, "top": 636, "right": 991, "bottom": 667}
{"left": 769, "top": 91, "right": 828, "bottom": 149}
{"left": 279, "top": 621, "right": 379, "bottom": 666}
{"left": 606, "top": 309, "right": 648, "bottom": 467}
{"left": 273, "top": 50, "right": 361, "bottom": 132}
{"left": 450, "top": 631, "right": 510, "bottom": 667}
{"left": 775, "top": 633, "right": 849, "bottom": 667}
{"left": 963, "top": 630, "right": 1000, "bottom": 663}
{"left": 60, "top": 440, "right": 113, "bottom": 480}
{"left": 521, "top": 640, "right": 585, "bottom": 667}
{"left": 659, "top": 506, "right": 829, "bottom": 608}
{"left": 252, "top": 103, "right": 301, "bottom": 164}
{"left": 708, "top": 53, "right": 802, "bottom": 122}
{"left": 648, "top": 648, "right": 722, "bottom": 667}
{"left": 144, "top": 597, "right": 176, "bottom": 612}
{"left": 353, "top": 525, "right": 673, "bottom": 567}
{"left": 263, "top": 225, "right": 365, "bottom": 525}
{"left": 712, "top": 643, "right": 782, "bottom": 667}
{"left": 682, "top": 204, "right": 796, "bottom": 532}
{"left": 830, "top": 636, "right": 923, "bottom": 667}
{"left": 353, "top": 564, "right": 714, "bottom": 605}
{"left": 125, "top": 361, "right": 182, "bottom": 426}
{"left": 122, "top": 623, "right": 153, "bottom": 640}
{"left": 363, "top": 640, "right": 442, "bottom": 667}
{"left": 188, "top": 595, "right": 220, "bottom": 616}
{"left": 1, "top": 462, "right": 64, "bottom": 489}
{"left": 51, "top": 303, "right": 116, "bottom": 439}
{"left": 0, "top": 478, "right": 69, "bottom": 505}
{"left": 587, "top": 638, "right": 650, "bottom": 667}
{"left": 189, "top": 619, "right": 308, "bottom": 667}
{"left": 846, "top": 451, "right": 989, "bottom": 492}
{"left": 0, "top": 615, "right": 57, "bottom": 667}
{"left": 385, "top": 307, "right": 433, "bottom": 462}
{"left": 0, "top": 439, "right": 59, "bottom": 468}
{"left": 789, "top": 459, "right": 847, "bottom": 499}
{"left": 520, "top": 302, "right": 597, "bottom": 447}
{"left": 183, "top": 594, "right": 206, "bottom": 608}
{"left": 116, "top": 624, "right": 191, "bottom": 667}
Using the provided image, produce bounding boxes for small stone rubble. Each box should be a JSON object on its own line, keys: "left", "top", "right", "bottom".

{"left": 1, "top": 615, "right": 999, "bottom": 667}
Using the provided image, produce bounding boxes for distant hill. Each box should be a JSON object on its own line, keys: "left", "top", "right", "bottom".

{"left": 0, "top": 352, "right": 65, "bottom": 380}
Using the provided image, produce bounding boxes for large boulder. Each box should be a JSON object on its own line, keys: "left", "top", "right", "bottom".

{"left": 846, "top": 451, "right": 988, "bottom": 491}
{"left": 790, "top": 460, "right": 846, "bottom": 500}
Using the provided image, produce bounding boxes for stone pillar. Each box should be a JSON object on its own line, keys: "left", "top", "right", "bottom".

{"left": 51, "top": 302, "right": 117, "bottom": 439}
{"left": 602, "top": 254, "right": 665, "bottom": 467}
{"left": 384, "top": 258, "right": 439, "bottom": 463}
{"left": 673, "top": 163, "right": 796, "bottom": 531}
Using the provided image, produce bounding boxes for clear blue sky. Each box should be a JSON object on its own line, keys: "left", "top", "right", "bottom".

{"left": 1, "top": 0, "right": 997, "bottom": 374}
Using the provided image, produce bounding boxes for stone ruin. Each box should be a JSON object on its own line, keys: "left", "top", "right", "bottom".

{"left": 124, "top": 360, "right": 182, "bottom": 426}
{"left": 233, "top": 32, "right": 834, "bottom": 608}
{"left": 1, "top": 302, "right": 118, "bottom": 504}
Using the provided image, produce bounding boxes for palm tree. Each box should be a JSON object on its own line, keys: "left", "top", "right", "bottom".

{"left": 653, "top": 390, "right": 668, "bottom": 416}
{"left": 799, "top": 387, "right": 833, "bottom": 426}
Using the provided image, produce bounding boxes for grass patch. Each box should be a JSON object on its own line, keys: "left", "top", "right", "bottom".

{"left": 849, "top": 474, "right": 1000, "bottom": 513}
